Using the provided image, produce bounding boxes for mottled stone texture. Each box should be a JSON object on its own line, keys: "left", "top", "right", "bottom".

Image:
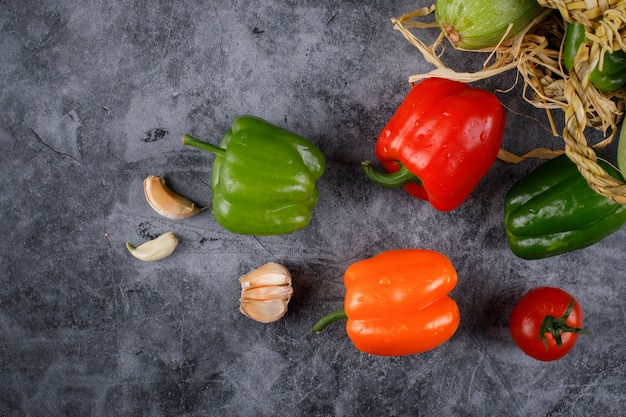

{"left": 1, "top": 1, "right": 624, "bottom": 416}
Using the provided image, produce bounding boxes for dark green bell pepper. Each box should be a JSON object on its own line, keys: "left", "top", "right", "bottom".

{"left": 563, "top": 23, "right": 626, "bottom": 92}
{"left": 504, "top": 154, "right": 626, "bottom": 259}
{"left": 182, "top": 115, "right": 326, "bottom": 235}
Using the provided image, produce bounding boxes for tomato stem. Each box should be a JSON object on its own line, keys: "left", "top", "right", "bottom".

{"left": 312, "top": 309, "right": 347, "bottom": 333}
{"left": 537, "top": 298, "right": 591, "bottom": 351}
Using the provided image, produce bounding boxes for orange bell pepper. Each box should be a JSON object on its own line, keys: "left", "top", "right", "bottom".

{"left": 312, "top": 249, "right": 460, "bottom": 356}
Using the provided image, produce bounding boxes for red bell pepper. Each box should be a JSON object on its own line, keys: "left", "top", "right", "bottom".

{"left": 362, "top": 77, "right": 506, "bottom": 211}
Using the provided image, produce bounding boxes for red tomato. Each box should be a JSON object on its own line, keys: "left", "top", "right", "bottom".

{"left": 510, "top": 287, "right": 589, "bottom": 361}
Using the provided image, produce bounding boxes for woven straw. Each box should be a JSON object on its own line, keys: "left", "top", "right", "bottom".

{"left": 392, "top": 0, "right": 626, "bottom": 204}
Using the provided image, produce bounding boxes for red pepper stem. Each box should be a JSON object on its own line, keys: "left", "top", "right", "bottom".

{"left": 537, "top": 298, "right": 591, "bottom": 351}
{"left": 361, "top": 161, "right": 422, "bottom": 188}
{"left": 182, "top": 134, "right": 226, "bottom": 157}
{"left": 312, "top": 309, "right": 347, "bottom": 333}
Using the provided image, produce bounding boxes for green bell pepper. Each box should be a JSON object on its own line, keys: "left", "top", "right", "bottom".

{"left": 504, "top": 154, "right": 626, "bottom": 260}
{"left": 182, "top": 115, "right": 326, "bottom": 235}
{"left": 563, "top": 23, "right": 626, "bottom": 92}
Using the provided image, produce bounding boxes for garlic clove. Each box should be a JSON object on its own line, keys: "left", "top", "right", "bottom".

{"left": 239, "top": 262, "right": 294, "bottom": 323}
{"left": 143, "top": 175, "right": 201, "bottom": 219}
{"left": 242, "top": 286, "right": 294, "bottom": 302}
{"left": 126, "top": 231, "right": 178, "bottom": 261}
{"left": 239, "top": 262, "right": 292, "bottom": 288}
{"left": 240, "top": 299, "right": 291, "bottom": 323}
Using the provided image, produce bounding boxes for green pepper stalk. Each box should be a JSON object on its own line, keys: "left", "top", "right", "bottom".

{"left": 182, "top": 115, "right": 326, "bottom": 236}
{"left": 182, "top": 135, "right": 226, "bottom": 157}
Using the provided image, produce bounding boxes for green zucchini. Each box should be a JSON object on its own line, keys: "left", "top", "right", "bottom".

{"left": 435, "top": 0, "right": 545, "bottom": 50}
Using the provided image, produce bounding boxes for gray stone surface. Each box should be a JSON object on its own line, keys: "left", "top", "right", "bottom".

{"left": 1, "top": 1, "right": 624, "bottom": 416}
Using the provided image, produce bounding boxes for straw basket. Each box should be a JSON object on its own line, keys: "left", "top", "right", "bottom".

{"left": 392, "top": 0, "right": 626, "bottom": 204}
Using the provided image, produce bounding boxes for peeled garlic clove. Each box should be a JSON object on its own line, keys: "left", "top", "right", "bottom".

{"left": 126, "top": 231, "right": 178, "bottom": 261}
{"left": 144, "top": 175, "right": 201, "bottom": 219}
{"left": 239, "top": 262, "right": 294, "bottom": 323}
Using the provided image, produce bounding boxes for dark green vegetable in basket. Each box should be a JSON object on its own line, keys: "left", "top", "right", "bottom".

{"left": 504, "top": 154, "right": 626, "bottom": 259}
{"left": 563, "top": 23, "right": 626, "bottom": 93}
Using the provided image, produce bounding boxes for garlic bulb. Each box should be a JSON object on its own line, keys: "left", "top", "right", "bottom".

{"left": 144, "top": 175, "right": 201, "bottom": 219}
{"left": 239, "top": 262, "right": 294, "bottom": 323}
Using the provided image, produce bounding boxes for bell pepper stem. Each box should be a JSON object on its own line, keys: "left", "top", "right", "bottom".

{"left": 312, "top": 308, "right": 347, "bottom": 333}
{"left": 538, "top": 298, "right": 592, "bottom": 351}
{"left": 182, "top": 134, "right": 226, "bottom": 157}
{"left": 361, "top": 161, "right": 422, "bottom": 187}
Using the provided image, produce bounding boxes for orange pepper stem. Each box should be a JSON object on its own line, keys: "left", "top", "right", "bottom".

{"left": 312, "top": 309, "right": 347, "bottom": 333}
